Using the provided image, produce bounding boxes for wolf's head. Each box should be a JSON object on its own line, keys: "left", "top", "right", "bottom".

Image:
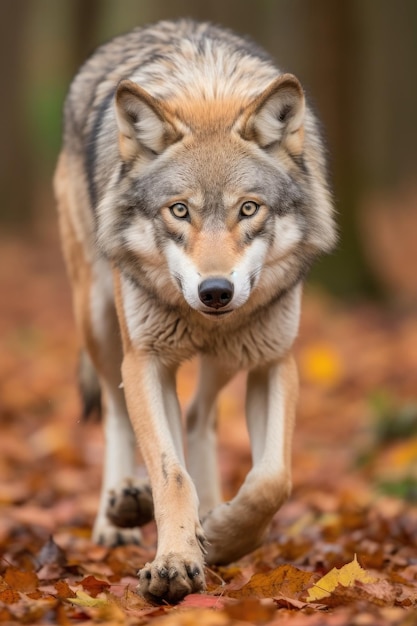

{"left": 97, "top": 75, "right": 336, "bottom": 319}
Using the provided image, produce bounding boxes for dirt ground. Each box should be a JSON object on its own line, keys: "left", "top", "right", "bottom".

{"left": 1, "top": 228, "right": 417, "bottom": 625}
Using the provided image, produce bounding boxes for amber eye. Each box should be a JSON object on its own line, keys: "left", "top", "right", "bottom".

{"left": 170, "top": 203, "right": 189, "bottom": 219}
{"left": 239, "top": 201, "right": 260, "bottom": 218}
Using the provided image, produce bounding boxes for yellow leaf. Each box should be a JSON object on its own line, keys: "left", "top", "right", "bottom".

{"left": 300, "top": 343, "right": 343, "bottom": 386}
{"left": 68, "top": 589, "right": 109, "bottom": 608}
{"left": 307, "top": 555, "right": 378, "bottom": 601}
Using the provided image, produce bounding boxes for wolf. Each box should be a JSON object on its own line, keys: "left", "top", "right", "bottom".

{"left": 54, "top": 19, "right": 336, "bottom": 603}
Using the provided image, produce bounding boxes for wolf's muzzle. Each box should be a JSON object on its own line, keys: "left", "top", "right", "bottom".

{"left": 198, "top": 278, "right": 234, "bottom": 309}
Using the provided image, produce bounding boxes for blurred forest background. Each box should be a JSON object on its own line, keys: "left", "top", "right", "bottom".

{"left": 1, "top": 0, "right": 417, "bottom": 298}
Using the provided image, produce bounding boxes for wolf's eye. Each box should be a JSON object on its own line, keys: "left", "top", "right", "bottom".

{"left": 239, "top": 201, "right": 259, "bottom": 218}
{"left": 170, "top": 203, "right": 189, "bottom": 219}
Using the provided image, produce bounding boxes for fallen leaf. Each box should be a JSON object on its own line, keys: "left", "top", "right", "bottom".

{"left": 68, "top": 589, "right": 109, "bottom": 608}
{"left": 54, "top": 580, "right": 76, "bottom": 599}
{"left": 95, "top": 597, "right": 127, "bottom": 624}
{"left": 226, "top": 564, "right": 315, "bottom": 600}
{"left": 317, "top": 580, "right": 402, "bottom": 608}
{"left": 146, "top": 608, "right": 230, "bottom": 625}
{"left": 80, "top": 574, "right": 111, "bottom": 597}
{"left": 224, "top": 597, "right": 276, "bottom": 622}
{"left": 0, "top": 588, "right": 20, "bottom": 604}
{"left": 306, "top": 555, "right": 378, "bottom": 601}
{"left": 117, "top": 586, "right": 149, "bottom": 610}
{"left": 0, "top": 606, "right": 13, "bottom": 622}
{"left": 4, "top": 567, "right": 39, "bottom": 593}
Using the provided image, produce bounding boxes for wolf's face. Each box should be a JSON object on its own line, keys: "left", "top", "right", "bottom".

{"left": 98, "top": 76, "right": 334, "bottom": 318}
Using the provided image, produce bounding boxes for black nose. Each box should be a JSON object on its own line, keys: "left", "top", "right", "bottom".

{"left": 198, "top": 277, "right": 234, "bottom": 309}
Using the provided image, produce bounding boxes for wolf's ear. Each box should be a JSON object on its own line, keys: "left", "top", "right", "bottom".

{"left": 115, "top": 80, "right": 182, "bottom": 160}
{"left": 238, "top": 74, "right": 305, "bottom": 153}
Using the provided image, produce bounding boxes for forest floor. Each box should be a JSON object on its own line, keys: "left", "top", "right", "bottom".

{"left": 1, "top": 228, "right": 417, "bottom": 625}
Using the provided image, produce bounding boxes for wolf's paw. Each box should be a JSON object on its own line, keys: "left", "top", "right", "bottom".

{"left": 106, "top": 478, "right": 154, "bottom": 528}
{"left": 93, "top": 519, "right": 143, "bottom": 547}
{"left": 138, "top": 553, "right": 205, "bottom": 604}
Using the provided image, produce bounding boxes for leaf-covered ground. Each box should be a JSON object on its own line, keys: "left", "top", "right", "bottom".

{"left": 1, "top": 229, "right": 417, "bottom": 625}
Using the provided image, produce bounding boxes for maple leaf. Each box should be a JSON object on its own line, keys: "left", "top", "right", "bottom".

{"left": 306, "top": 555, "right": 378, "bottom": 601}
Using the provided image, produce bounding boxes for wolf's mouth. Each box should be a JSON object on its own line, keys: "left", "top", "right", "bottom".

{"left": 200, "top": 309, "right": 233, "bottom": 317}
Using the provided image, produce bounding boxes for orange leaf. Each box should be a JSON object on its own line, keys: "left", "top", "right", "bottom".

{"left": 4, "top": 567, "right": 39, "bottom": 593}
{"left": 224, "top": 597, "right": 276, "bottom": 622}
{"left": 0, "top": 588, "right": 20, "bottom": 604}
{"left": 54, "top": 580, "right": 76, "bottom": 599}
{"left": 80, "top": 575, "right": 110, "bottom": 597}
{"left": 226, "top": 564, "right": 315, "bottom": 600}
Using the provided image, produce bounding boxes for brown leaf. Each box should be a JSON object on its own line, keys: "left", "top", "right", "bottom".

{"left": 95, "top": 597, "right": 127, "bottom": 625}
{"left": 0, "top": 606, "right": 13, "bottom": 622}
{"left": 226, "top": 564, "right": 315, "bottom": 600}
{"left": 315, "top": 579, "right": 406, "bottom": 609}
{"left": 4, "top": 567, "right": 39, "bottom": 593}
{"left": 0, "top": 588, "right": 20, "bottom": 604}
{"left": 80, "top": 574, "right": 111, "bottom": 597}
{"left": 54, "top": 580, "right": 76, "bottom": 599}
{"left": 224, "top": 597, "right": 276, "bottom": 622}
{"left": 117, "top": 587, "right": 148, "bottom": 610}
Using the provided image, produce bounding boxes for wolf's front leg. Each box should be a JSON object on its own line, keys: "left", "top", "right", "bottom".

{"left": 122, "top": 351, "right": 206, "bottom": 603}
{"left": 203, "top": 352, "right": 298, "bottom": 564}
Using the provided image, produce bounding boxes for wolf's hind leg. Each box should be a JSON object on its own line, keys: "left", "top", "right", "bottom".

{"left": 186, "top": 358, "right": 237, "bottom": 516}
{"left": 85, "top": 259, "right": 149, "bottom": 546}
{"left": 203, "top": 353, "right": 298, "bottom": 564}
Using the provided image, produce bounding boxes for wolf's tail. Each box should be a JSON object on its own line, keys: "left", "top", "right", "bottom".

{"left": 78, "top": 350, "right": 102, "bottom": 420}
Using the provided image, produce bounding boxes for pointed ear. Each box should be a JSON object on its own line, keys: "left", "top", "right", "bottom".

{"left": 115, "top": 80, "right": 182, "bottom": 160}
{"left": 238, "top": 74, "right": 305, "bottom": 153}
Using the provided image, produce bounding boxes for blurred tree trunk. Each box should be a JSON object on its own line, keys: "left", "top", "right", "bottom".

{"left": 71, "top": 0, "right": 102, "bottom": 71}
{"left": 0, "top": 0, "right": 33, "bottom": 225}
{"left": 298, "top": 1, "right": 378, "bottom": 295}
